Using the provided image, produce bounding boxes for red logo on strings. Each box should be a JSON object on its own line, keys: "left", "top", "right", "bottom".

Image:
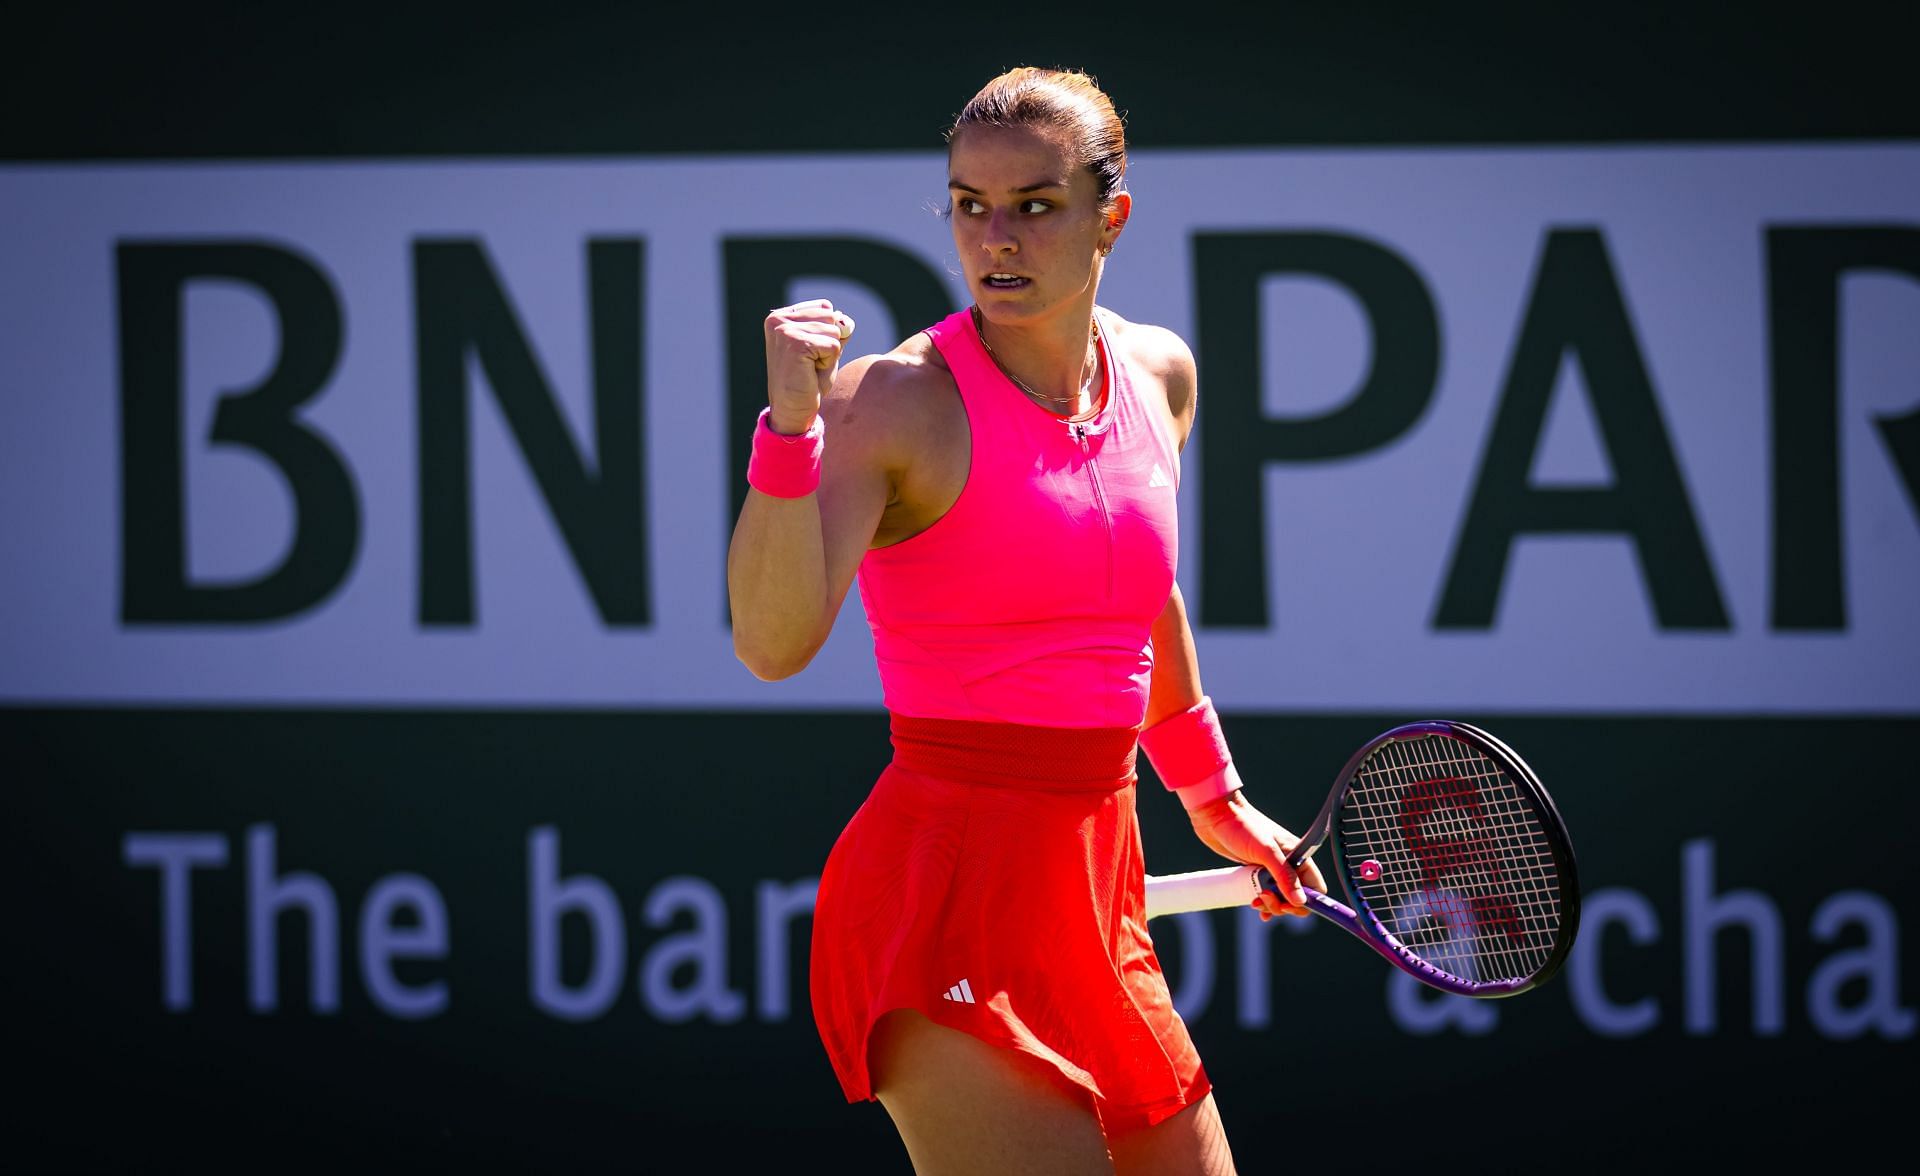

{"left": 1397, "top": 776, "right": 1526, "bottom": 944}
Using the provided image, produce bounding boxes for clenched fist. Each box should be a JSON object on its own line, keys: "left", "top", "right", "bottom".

{"left": 764, "top": 299, "right": 856, "bottom": 435}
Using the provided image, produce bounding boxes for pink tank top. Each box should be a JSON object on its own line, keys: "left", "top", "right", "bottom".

{"left": 856, "top": 307, "right": 1182, "bottom": 728}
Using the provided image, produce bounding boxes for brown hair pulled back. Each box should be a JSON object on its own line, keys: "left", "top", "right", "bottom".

{"left": 947, "top": 67, "right": 1128, "bottom": 209}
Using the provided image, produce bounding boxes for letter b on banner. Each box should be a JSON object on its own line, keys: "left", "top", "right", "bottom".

{"left": 118, "top": 241, "right": 357, "bottom": 623}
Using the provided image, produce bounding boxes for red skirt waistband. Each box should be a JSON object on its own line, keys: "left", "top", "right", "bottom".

{"left": 887, "top": 713, "right": 1140, "bottom": 792}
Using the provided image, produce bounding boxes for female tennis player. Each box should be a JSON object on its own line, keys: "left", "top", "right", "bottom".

{"left": 728, "top": 66, "right": 1327, "bottom": 1175}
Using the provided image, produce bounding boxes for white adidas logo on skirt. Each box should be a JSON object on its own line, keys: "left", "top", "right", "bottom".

{"left": 941, "top": 978, "right": 977, "bottom": 1005}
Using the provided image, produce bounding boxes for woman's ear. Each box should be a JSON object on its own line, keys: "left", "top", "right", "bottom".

{"left": 1101, "top": 191, "right": 1133, "bottom": 253}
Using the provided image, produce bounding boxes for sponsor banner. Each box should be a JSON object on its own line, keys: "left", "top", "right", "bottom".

{"left": 2, "top": 146, "right": 1917, "bottom": 712}
{"left": 5, "top": 709, "right": 1912, "bottom": 1168}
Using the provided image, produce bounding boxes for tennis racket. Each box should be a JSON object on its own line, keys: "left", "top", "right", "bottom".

{"left": 1144, "top": 721, "right": 1579, "bottom": 998}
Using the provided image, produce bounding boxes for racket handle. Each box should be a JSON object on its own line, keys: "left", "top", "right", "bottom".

{"left": 1145, "top": 865, "right": 1350, "bottom": 922}
{"left": 1143, "top": 864, "right": 1269, "bottom": 920}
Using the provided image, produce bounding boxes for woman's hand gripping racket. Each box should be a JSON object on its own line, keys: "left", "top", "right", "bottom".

{"left": 1145, "top": 721, "right": 1580, "bottom": 998}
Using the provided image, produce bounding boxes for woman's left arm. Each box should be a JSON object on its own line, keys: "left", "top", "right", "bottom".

{"left": 1145, "top": 587, "right": 1327, "bottom": 919}
{"left": 1140, "top": 322, "right": 1325, "bottom": 918}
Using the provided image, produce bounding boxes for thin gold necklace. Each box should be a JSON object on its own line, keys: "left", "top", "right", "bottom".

{"left": 972, "top": 307, "right": 1100, "bottom": 410}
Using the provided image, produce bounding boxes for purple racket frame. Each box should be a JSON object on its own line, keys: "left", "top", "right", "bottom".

{"left": 1260, "top": 720, "right": 1581, "bottom": 999}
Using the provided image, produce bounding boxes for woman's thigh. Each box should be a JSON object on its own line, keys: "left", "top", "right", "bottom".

{"left": 1108, "top": 1093, "right": 1236, "bottom": 1176}
{"left": 868, "top": 1009, "right": 1112, "bottom": 1176}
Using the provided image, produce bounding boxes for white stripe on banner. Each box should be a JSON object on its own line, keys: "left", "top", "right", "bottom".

{"left": 1, "top": 146, "right": 1916, "bottom": 712}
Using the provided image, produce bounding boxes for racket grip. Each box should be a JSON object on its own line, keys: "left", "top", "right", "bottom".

{"left": 1143, "top": 864, "right": 1269, "bottom": 920}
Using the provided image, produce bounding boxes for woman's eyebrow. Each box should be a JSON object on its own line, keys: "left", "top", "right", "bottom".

{"left": 947, "top": 177, "right": 1070, "bottom": 194}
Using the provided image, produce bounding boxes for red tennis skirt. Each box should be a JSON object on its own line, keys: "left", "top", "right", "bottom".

{"left": 809, "top": 714, "right": 1210, "bottom": 1136}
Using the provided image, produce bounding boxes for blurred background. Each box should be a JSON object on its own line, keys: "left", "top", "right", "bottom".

{"left": 4, "top": 3, "right": 1915, "bottom": 1170}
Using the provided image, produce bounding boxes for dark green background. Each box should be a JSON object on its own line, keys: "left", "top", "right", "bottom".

{"left": 6, "top": 3, "right": 1916, "bottom": 1171}
{"left": 7, "top": 710, "right": 1915, "bottom": 1171}
{"left": 6, "top": 2, "right": 1916, "bottom": 160}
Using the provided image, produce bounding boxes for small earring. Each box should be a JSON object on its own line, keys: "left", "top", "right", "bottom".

{"left": 1099, "top": 243, "right": 1113, "bottom": 256}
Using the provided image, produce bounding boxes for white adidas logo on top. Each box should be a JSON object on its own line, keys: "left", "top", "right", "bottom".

{"left": 941, "top": 978, "right": 977, "bottom": 1005}
{"left": 1148, "top": 463, "right": 1172, "bottom": 489}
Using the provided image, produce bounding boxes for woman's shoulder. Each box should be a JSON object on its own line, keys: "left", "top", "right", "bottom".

{"left": 823, "top": 329, "right": 963, "bottom": 460}
{"left": 831, "top": 330, "right": 955, "bottom": 412}
{"left": 1099, "top": 309, "right": 1197, "bottom": 429}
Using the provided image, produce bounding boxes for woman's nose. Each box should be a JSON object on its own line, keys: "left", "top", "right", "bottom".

{"left": 981, "top": 210, "right": 1018, "bottom": 255}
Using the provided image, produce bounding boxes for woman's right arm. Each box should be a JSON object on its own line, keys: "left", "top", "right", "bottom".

{"left": 727, "top": 300, "right": 896, "bottom": 680}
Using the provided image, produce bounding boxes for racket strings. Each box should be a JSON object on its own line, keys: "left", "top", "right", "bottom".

{"left": 1372, "top": 749, "right": 1559, "bottom": 983}
{"left": 1357, "top": 743, "right": 1559, "bottom": 982}
{"left": 1337, "top": 734, "right": 1564, "bottom": 985}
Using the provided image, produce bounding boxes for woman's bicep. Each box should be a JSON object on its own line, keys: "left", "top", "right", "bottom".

{"left": 727, "top": 356, "right": 900, "bottom": 679}
{"left": 812, "top": 356, "right": 912, "bottom": 611}
{"left": 814, "top": 443, "right": 890, "bottom": 613}
{"left": 1165, "top": 337, "right": 1198, "bottom": 450}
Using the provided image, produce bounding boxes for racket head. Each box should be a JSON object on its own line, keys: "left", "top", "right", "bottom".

{"left": 1316, "top": 721, "right": 1580, "bottom": 997}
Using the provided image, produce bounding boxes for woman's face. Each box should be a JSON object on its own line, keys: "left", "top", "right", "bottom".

{"left": 947, "top": 124, "right": 1123, "bottom": 324}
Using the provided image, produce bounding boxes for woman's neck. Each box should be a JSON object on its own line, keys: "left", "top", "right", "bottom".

{"left": 973, "top": 304, "right": 1101, "bottom": 410}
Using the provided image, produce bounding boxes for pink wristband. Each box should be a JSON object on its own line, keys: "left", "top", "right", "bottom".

{"left": 747, "top": 408, "right": 825, "bottom": 498}
{"left": 1139, "top": 696, "right": 1241, "bottom": 810}
{"left": 1173, "top": 764, "right": 1244, "bottom": 813}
